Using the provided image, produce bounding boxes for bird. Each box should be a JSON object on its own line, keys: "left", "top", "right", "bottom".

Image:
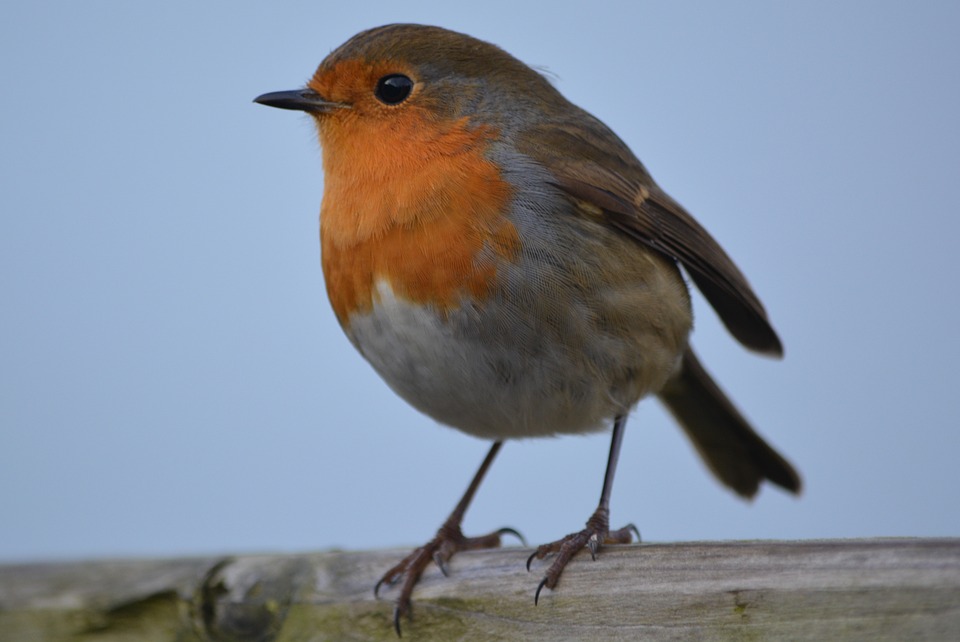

{"left": 255, "top": 23, "right": 800, "bottom": 635}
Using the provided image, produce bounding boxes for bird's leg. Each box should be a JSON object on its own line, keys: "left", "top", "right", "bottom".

{"left": 526, "top": 415, "right": 639, "bottom": 603}
{"left": 374, "top": 440, "right": 522, "bottom": 636}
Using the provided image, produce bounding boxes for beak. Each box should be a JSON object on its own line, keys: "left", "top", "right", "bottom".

{"left": 253, "top": 89, "right": 345, "bottom": 113}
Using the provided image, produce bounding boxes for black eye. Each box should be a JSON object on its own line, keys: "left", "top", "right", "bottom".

{"left": 375, "top": 74, "right": 413, "bottom": 105}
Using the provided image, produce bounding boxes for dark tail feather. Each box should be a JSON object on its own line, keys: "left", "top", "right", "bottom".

{"left": 657, "top": 348, "right": 801, "bottom": 498}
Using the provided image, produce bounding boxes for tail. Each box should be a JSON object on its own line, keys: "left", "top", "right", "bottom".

{"left": 657, "top": 348, "right": 801, "bottom": 498}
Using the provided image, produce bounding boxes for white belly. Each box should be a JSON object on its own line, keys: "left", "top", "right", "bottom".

{"left": 343, "top": 273, "right": 686, "bottom": 440}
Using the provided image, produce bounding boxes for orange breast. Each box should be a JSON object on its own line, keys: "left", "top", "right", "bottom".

{"left": 317, "top": 108, "right": 518, "bottom": 326}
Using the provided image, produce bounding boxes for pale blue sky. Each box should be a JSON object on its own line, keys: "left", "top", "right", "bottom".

{"left": 2, "top": 1, "right": 959, "bottom": 562}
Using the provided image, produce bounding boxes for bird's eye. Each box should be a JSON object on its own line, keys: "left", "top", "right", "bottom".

{"left": 374, "top": 74, "right": 413, "bottom": 105}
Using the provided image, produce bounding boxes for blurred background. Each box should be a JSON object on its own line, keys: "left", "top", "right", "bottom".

{"left": 2, "top": 1, "right": 958, "bottom": 562}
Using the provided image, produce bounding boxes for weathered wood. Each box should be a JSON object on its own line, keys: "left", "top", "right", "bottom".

{"left": 1, "top": 539, "right": 958, "bottom": 641}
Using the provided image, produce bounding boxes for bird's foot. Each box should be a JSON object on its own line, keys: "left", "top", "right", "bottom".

{"left": 525, "top": 507, "right": 639, "bottom": 604}
{"left": 375, "top": 523, "right": 524, "bottom": 636}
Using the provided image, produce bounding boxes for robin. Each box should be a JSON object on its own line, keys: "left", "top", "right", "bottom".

{"left": 256, "top": 23, "right": 800, "bottom": 634}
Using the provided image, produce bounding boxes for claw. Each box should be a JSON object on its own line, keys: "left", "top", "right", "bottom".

{"left": 527, "top": 504, "right": 635, "bottom": 600}
{"left": 393, "top": 604, "right": 403, "bottom": 638}
{"left": 432, "top": 551, "right": 449, "bottom": 577}
{"left": 525, "top": 549, "right": 539, "bottom": 572}
{"left": 534, "top": 576, "right": 549, "bottom": 605}
{"left": 374, "top": 576, "right": 388, "bottom": 599}
{"left": 588, "top": 532, "right": 601, "bottom": 560}
{"left": 373, "top": 524, "right": 512, "bottom": 633}
{"left": 497, "top": 526, "right": 528, "bottom": 547}
{"left": 626, "top": 523, "right": 641, "bottom": 543}
{"left": 372, "top": 441, "right": 505, "bottom": 635}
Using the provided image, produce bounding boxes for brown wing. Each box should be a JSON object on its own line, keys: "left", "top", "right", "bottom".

{"left": 519, "top": 116, "right": 783, "bottom": 357}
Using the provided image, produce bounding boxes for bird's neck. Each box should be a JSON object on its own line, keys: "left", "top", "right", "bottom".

{"left": 317, "top": 114, "right": 519, "bottom": 325}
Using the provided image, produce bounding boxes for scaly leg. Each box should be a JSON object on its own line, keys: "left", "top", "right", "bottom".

{"left": 374, "top": 441, "right": 522, "bottom": 635}
{"left": 526, "top": 415, "right": 640, "bottom": 603}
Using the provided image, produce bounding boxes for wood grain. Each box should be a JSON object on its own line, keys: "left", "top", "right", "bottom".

{"left": 1, "top": 539, "right": 958, "bottom": 641}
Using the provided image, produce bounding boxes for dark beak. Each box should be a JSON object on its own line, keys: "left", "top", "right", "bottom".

{"left": 253, "top": 89, "right": 345, "bottom": 113}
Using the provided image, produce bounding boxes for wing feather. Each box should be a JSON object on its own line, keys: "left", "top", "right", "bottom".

{"left": 520, "top": 117, "right": 783, "bottom": 356}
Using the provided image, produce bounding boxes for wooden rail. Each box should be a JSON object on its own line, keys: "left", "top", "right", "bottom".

{"left": 1, "top": 539, "right": 958, "bottom": 640}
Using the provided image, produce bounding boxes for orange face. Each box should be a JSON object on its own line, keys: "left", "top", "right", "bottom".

{"left": 306, "top": 58, "right": 519, "bottom": 325}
